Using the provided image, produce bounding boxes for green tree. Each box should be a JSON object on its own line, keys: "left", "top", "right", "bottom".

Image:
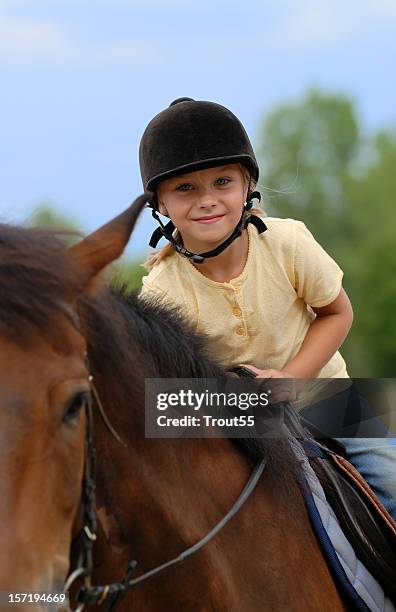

{"left": 257, "top": 90, "right": 396, "bottom": 376}
{"left": 111, "top": 259, "right": 147, "bottom": 292}
{"left": 30, "top": 203, "right": 81, "bottom": 232}
{"left": 29, "top": 202, "right": 82, "bottom": 246}
{"left": 258, "top": 89, "right": 359, "bottom": 250}
{"left": 341, "top": 131, "right": 396, "bottom": 375}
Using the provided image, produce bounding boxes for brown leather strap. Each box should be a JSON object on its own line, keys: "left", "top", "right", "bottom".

{"left": 330, "top": 453, "right": 396, "bottom": 537}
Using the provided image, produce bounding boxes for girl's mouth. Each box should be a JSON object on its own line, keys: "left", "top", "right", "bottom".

{"left": 194, "top": 215, "right": 224, "bottom": 224}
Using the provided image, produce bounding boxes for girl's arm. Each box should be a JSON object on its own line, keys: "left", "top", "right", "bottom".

{"left": 281, "top": 286, "right": 353, "bottom": 378}
{"left": 241, "top": 287, "right": 353, "bottom": 380}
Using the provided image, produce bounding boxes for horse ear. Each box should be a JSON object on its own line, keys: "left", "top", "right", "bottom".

{"left": 68, "top": 193, "right": 150, "bottom": 292}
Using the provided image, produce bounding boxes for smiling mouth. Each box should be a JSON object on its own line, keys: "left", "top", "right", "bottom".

{"left": 193, "top": 215, "right": 224, "bottom": 224}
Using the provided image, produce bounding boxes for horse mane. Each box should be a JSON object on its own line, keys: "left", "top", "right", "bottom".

{"left": 0, "top": 224, "right": 302, "bottom": 492}
{"left": 0, "top": 224, "right": 80, "bottom": 342}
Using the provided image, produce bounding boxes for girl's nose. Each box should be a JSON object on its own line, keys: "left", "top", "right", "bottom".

{"left": 197, "top": 191, "right": 217, "bottom": 208}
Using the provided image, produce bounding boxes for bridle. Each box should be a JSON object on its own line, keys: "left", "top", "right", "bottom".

{"left": 64, "top": 362, "right": 267, "bottom": 611}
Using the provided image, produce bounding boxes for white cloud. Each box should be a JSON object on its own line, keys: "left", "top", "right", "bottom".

{"left": 266, "top": 0, "right": 396, "bottom": 50}
{"left": 0, "top": 0, "right": 394, "bottom": 65}
{"left": 374, "top": 0, "right": 396, "bottom": 18}
{"left": 88, "top": 41, "right": 159, "bottom": 65}
{"left": 0, "top": 0, "right": 188, "bottom": 7}
{"left": 0, "top": 11, "right": 160, "bottom": 66}
{"left": 0, "top": 16, "right": 70, "bottom": 62}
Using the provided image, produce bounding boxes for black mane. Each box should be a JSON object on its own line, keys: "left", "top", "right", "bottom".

{"left": 117, "top": 290, "right": 226, "bottom": 379}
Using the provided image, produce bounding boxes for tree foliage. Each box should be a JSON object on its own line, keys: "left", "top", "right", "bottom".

{"left": 258, "top": 90, "right": 396, "bottom": 376}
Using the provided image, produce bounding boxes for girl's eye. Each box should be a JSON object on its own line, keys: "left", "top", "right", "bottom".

{"left": 175, "top": 178, "right": 231, "bottom": 190}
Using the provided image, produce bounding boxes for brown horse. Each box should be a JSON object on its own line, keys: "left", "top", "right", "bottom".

{"left": 0, "top": 195, "right": 346, "bottom": 611}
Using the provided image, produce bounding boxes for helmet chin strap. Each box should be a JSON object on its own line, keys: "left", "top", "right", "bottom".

{"left": 148, "top": 191, "right": 267, "bottom": 264}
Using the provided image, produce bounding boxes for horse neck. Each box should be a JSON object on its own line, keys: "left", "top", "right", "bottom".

{"left": 84, "top": 290, "right": 250, "bottom": 552}
{"left": 91, "top": 396, "right": 252, "bottom": 571}
{"left": 85, "top": 294, "right": 249, "bottom": 571}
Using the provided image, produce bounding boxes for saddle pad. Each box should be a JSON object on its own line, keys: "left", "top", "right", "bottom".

{"left": 290, "top": 439, "right": 395, "bottom": 612}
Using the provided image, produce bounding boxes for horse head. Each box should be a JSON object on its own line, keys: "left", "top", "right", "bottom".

{"left": 0, "top": 194, "right": 148, "bottom": 610}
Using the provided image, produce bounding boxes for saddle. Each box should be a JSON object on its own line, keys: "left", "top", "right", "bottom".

{"left": 284, "top": 402, "right": 396, "bottom": 606}
{"left": 302, "top": 438, "right": 396, "bottom": 603}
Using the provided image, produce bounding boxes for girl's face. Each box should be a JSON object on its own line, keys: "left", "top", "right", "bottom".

{"left": 157, "top": 163, "right": 248, "bottom": 253}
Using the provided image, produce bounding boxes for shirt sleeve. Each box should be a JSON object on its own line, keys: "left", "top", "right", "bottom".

{"left": 139, "top": 275, "right": 168, "bottom": 300}
{"left": 292, "top": 220, "right": 343, "bottom": 308}
{"left": 139, "top": 274, "right": 186, "bottom": 312}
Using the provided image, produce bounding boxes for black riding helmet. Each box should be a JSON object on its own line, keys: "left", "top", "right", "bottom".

{"left": 139, "top": 97, "right": 267, "bottom": 263}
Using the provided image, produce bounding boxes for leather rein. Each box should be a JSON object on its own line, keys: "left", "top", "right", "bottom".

{"left": 64, "top": 364, "right": 266, "bottom": 611}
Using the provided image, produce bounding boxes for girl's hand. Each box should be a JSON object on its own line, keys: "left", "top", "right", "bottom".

{"left": 238, "top": 365, "right": 293, "bottom": 379}
{"left": 239, "top": 364, "right": 297, "bottom": 403}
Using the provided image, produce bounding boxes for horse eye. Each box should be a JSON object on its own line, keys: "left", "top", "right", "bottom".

{"left": 63, "top": 391, "right": 90, "bottom": 423}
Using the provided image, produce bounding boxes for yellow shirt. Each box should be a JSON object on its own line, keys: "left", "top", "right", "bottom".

{"left": 140, "top": 217, "right": 349, "bottom": 405}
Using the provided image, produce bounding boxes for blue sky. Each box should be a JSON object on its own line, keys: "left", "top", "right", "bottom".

{"left": 0, "top": 0, "right": 395, "bottom": 256}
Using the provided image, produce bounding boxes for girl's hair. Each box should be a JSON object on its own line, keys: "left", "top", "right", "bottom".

{"left": 143, "top": 164, "right": 266, "bottom": 271}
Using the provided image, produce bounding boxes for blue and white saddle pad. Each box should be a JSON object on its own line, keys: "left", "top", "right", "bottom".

{"left": 290, "top": 439, "right": 395, "bottom": 612}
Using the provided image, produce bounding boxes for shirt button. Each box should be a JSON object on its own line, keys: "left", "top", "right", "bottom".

{"left": 234, "top": 286, "right": 241, "bottom": 293}
{"left": 232, "top": 307, "right": 242, "bottom": 317}
{"left": 236, "top": 326, "right": 246, "bottom": 336}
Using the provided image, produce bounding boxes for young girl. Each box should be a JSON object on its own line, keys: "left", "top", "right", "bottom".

{"left": 138, "top": 97, "right": 396, "bottom": 521}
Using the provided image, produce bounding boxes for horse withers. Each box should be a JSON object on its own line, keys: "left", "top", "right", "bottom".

{"left": 0, "top": 195, "right": 349, "bottom": 611}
